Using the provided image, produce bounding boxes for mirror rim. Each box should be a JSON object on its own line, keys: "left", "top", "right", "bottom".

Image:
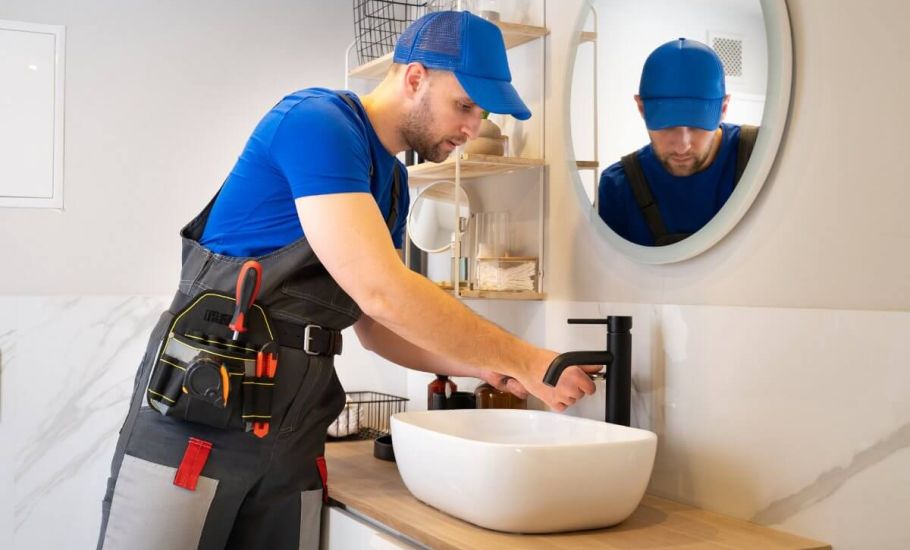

{"left": 406, "top": 179, "right": 472, "bottom": 254}
{"left": 565, "top": 0, "right": 793, "bottom": 264}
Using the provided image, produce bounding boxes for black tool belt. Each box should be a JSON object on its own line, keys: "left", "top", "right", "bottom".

{"left": 273, "top": 320, "right": 343, "bottom": 356}
{"left": 147, "top": 292, "right": 343, "bottom": 432}
{"left": 145, "top": 292, "right": 276, "bottom": 431}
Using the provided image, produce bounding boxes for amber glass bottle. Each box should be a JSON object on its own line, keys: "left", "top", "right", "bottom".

{"left": 427, "top": 375, "right": 457, "bottom": 409}
{"left": 474, "top": 382, "right": 527, "bottom": 409}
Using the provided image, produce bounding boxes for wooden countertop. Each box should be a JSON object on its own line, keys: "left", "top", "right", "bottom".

{"left": 324, "top": 441, "right": 830, "bottom": 550}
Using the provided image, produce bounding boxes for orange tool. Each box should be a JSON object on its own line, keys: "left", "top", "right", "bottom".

{"left": 253, "top": 342, "right": 278, "bottom": 438}
{"left": 229, "top": 260, "right": 263, "bottom": 341}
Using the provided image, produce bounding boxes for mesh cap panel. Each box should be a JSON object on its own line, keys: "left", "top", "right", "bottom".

{"left": 411, "top": 14, "right": 462, "bottom": 70}
{"left": 395, "top": 12, "right": 462, "bottom": 71}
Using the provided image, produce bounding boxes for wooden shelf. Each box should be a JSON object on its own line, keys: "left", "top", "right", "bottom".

{"left": 430, "top": 282, "right": 544, "bottom": 301}
{"left": 576, "top": 160, "right": 599, "bottom": 170}
{"left": 498, "top": 21, "right": 550, "bottom": 48}
{"left": 348, "top": 20, "right": 549, "bottom": 80}
{"left": 459, "top": 290, "right": 545, "bottom": 301}
{"left": 408, "top": 154, "right": 544, "bottom": 183}
{"left": 347, "top": 53, "right": 392, "bottom": 80}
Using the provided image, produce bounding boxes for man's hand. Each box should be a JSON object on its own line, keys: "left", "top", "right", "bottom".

{"left": 497, "top": 351, "right": 603, "bottom": 412}
{"left": 477, "top": 369, "right": 530, "bottom": 400}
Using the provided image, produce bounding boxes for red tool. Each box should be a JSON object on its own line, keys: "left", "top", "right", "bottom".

{"left": 253, "top": 342, "right": 279, "bottom": 438}
{"left": 229, "top": 260, "right": 262, "bottom": 341}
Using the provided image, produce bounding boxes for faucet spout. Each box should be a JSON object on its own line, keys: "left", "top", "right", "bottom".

{"left": 542, "top": 351, "right": 612, "bottom": 386}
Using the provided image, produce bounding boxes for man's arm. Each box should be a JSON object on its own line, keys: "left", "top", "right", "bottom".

{"left": 353, "top": 314, "right": 532, "bottom": 399}
{"left": 296, "top": 192, "right": 593, "bottom": 411}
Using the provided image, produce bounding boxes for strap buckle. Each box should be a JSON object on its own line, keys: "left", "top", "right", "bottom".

{"left": 303, "top": 324, "right": 323, "bottom": 356}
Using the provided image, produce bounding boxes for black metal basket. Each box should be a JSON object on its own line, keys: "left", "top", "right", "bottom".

{"left": 327, "top": 391, "right": 409, "bottom": 440}
{"left": 353, "top": 0, "right": 438, "bottom": 66}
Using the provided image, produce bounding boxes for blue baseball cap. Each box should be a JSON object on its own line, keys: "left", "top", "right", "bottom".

{"left": 639, "top": 38, "right": 726, "bottom": 131}
{"left": 394, "top": 11, "right": 531, "bottom": 120}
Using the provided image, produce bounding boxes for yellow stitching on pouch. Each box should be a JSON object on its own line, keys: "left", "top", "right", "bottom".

{"left": 171, "top": 337, "right": 254, "bottom": 363}
{"left": 184, "top": 333, "right": 257, "bottom": 354}
{"left": 160, "top": 358, "right": 186, "bottom": 371}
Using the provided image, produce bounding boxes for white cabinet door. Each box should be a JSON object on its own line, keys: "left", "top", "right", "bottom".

{"left": 321, "top": 506, "right": 421, "bottom": 550}
{"left": 0, "top": 20, "right": 65, "bottom": 208}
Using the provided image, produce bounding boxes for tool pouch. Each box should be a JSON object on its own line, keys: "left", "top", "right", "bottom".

{"left": 146, "top": 292, "right": 276, "bottom": 431}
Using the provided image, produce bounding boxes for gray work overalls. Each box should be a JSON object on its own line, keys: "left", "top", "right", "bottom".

{"left": 97, "top": 111, "right": 400, "bottom": 548}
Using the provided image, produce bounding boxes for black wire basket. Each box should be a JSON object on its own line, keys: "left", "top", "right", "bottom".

{"left": 353, "top": 0, "right": 428, "bottom": 65}
{"left": 327, "top": 391, "right": 409, "bottom": 440}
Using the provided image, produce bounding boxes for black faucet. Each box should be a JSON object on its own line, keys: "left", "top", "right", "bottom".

{"left": 542, "top": 316, "right": 632, "bottom": 426}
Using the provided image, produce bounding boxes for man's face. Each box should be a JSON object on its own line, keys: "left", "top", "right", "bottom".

{"left": 634, "top": 94, "right": 729, "bottom": 177}
{"left": 647, "top": 126, "right": 720, "bottom": 177}
{"left": 401, "top": 69, "right": 483, "bottom": 163}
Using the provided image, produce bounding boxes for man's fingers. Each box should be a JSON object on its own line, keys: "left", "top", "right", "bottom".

{"left": 555, "top": 366, "right": 597, "bottom": 401}
{"left": 505, "top": 378, "right": 530, "bottom": 400}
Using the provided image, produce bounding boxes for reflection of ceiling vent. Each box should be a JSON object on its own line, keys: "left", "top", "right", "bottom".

{"left": 711, "top": 36, "right": 744, "bottom": 78}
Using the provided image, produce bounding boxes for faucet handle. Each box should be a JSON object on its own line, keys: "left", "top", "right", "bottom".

{"left": 568, "top": 317, "right": 633, "bottom": 332}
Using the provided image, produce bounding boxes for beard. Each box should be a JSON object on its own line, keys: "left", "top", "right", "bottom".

{"left": 400, "top": 94, "right": 456, "bottom": 163}
{"left": 656, "top": 148, "right": 712, "bottom": 177}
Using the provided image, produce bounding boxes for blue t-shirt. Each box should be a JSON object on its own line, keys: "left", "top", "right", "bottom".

{"left": 200, "top": 88, "right": 409, "bottom": 257}
{"left": 597, "top": 123, "right": 741, "bottom": 246}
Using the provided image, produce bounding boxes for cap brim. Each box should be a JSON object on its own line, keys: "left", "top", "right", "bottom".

{"left": 642, "top": 97, "right": 722, "bottom": 131}
{"left": 455, "top": 72, "right": 532, "bottom": 121}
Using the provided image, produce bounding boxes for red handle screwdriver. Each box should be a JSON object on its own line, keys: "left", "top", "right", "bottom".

{"left": 253, "top": 341, "right": 279, "bottom": 438}
{"left": 229, "top": 260, "right": 262, "bottom": 341}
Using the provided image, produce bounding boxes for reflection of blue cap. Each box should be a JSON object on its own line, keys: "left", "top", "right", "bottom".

{"left": 639, "top": 38, "right": 725, "bottom": 131}
{"left": 394, "top": 11, "right": 531, "bottom": 120}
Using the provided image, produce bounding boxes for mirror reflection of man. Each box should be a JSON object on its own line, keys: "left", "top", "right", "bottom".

{"left": 597, "top": 38, "right": 759, "bottom": 247}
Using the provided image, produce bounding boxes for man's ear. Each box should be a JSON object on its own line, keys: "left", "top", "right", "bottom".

{"left": 720, "top": 94, "right": 731, "bottom": 121}
{"left": 634, "top": 95, "right": 645, "bottom": 119}
{"left": 403, "top": 62, "right": 429, "bottom": 99}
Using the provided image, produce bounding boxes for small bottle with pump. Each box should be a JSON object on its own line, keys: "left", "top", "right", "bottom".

{"left": 427, "top": 374, "right": 457, "bottom": 410}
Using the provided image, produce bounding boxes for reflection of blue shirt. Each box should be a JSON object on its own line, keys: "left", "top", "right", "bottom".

{"left": 201, "top": 88, "right": 409, "bottom": 257}
{"left": 597, "top": 123, "right": 741, "bottom": 246}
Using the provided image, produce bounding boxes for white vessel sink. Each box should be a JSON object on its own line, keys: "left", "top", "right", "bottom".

{"left": 390, "top": 409, "right": 657, "bottom": 534}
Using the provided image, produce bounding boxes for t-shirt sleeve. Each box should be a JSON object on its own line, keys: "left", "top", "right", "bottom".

{"left": 598, "top": 163, "right": 633, "bottom": 242}
{"left": 269, "top": 97, "right": 372, "bottom": 198}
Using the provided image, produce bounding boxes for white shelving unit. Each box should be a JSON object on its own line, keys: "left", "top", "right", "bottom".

{"left": 573, "top": 3, "right": 600, "bottom": 206}
{"left": 575, "top": 3, "right": 599, "bottom": 175}
{"left": 346, "top": 3, "right": 549, "bottom": 301}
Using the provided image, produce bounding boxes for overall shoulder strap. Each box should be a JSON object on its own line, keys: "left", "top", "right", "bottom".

{"left": 734, "top": 124, "right": 760, "bottom": 187}
{"left": 620, "top": 152, "right": 671, "bottom": 244}
{"left": 385, "top": 164, "right": 401, "bottom": 232}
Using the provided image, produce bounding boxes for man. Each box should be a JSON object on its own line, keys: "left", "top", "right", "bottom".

{"left": 598, "top": 38, "right": 759, "bottom": 247}
{"left": 98, "top": 11, "right": 598, "bottom": 550}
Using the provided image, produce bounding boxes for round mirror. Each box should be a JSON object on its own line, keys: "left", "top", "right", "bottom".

{"left": 569, "top": 0, "right": 791, "bottom": 263}
{"left": 407, "top": 180, "right": 472, "bottom": 253}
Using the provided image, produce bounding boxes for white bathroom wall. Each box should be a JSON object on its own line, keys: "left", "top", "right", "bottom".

{"left": 0, "top": 0, "right": 353, "bottom": 295}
